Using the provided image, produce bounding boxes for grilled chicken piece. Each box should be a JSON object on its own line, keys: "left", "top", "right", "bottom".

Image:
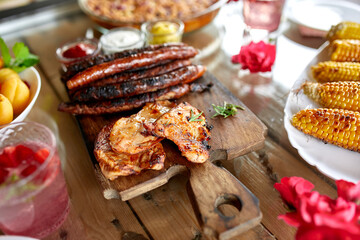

{"left": 94, "top": 123, "right": 166, "bottom": 180}
{"left": 144, "top": 102, "right": 211, "bottom": 163}
{"left": 109, "top": 100, "right": 176, "bottom": 154}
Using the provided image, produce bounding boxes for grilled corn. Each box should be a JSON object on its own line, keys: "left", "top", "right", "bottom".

{"left": 327, "top": 21, "right": 360, "bottom": 42}
{"left": 331, "top": 39, "right": 360, "bottom": 62}
{"left": 291, "top": 108, "right": 360, "bottom": 152}
{"left": 311, "top": 61, "right": 360, "bottom": 82}
{"left": 302, "top": 81, "right": 360, "bottom": 111}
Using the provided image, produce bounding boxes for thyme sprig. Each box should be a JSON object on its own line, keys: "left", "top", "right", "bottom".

{"left": 211, "top": 102, "right": 244, "bottom": 118}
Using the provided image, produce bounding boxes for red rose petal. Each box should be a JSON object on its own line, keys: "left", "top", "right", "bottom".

{"left": 34, "top": 148, "right": 50, "bottom": 164}
{"left": 232, "top": 40, "right": 276, "bottom": 73}
{"left": 16, "top": 145, "right": 35, "bottom": 163}
{"left": 21, "top": 164, "right": 37, "bottom": 177}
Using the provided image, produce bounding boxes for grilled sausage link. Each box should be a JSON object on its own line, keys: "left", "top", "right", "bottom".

{"left": 70, "top": 65, "right": 206, "bottom": 102}
{"left": 58, "top": 82, "right": 210, "bottom": 115}
{"left": 87, "top": 59, "right": 191, "bottom": 88}
{"left": 66, "top": 46, "right": 198, "bottom": 90}
{"left": 61, "top": 43, "right": 186, "bottom": 82}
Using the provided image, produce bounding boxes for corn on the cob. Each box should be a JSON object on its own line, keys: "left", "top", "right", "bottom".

{"left": 331, "top": 39, "right": 360, "bottom": 62}
{"left": 291, "top": 108, "right": 360, "bottom": 152}
{"left": 327, "top": 21, "right": 360, "bottom": 42}
{"left": 302, "top": 81, "right": 360, "bottom": 111}
{"left": 311, "top": 61, "right": 360, "bottom": 82}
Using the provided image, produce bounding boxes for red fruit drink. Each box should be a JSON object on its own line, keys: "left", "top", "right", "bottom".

{"left": 243, "top": 0, "right": 285, "bottom": 32}
{"left": 0, "top": 122, "right": 70, "bottom": 238}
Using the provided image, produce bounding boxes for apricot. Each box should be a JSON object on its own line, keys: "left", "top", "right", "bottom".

{"left": 1, "top": 77, "right": 18, "bottom": 103}
{"left": 0, "top": 68, "right": 20, "bottom": 84}
{"left": 12, "top": 79, "right": 30, "bottom": 115}
{"left": 0, "top": 94, "right": 13, "bottom": 125}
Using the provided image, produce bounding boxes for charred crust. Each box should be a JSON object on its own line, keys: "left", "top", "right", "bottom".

{"left": 202, "top": 140, "right": 211, "bottom": 150}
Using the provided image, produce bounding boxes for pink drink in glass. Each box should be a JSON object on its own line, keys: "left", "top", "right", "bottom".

{"left": 243, "top": 0, "right": 285, "bottom": 32}
{"left": 0, "top": 122, "right": 70, "bottom": 238}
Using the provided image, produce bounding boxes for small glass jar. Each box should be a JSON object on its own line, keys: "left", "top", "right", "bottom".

{"left": 141, "top": 19, "right": 184, "bottom": 45}
{"left": 100, "top": 27, "right": 145, "bottom": 54}
{"left": 56, "top": 37, "right": 101, "bottom": 72}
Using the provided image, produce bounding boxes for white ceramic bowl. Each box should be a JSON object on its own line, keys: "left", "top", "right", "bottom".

{"left": 12, "top": 67, "right": 41, "bottom": 123}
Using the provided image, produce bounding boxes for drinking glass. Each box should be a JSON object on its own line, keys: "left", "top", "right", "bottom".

{"left": 0, "top": 122, "right": 70, "bottom": 238}
{"left": 243, "top": 0, "right": 285, "bottom": 32}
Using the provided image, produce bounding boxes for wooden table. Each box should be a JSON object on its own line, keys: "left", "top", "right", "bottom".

{"left": 1, "top": 1, "right": 343, "bottom": 239}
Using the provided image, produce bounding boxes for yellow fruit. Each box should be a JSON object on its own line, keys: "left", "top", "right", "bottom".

{"left": 0, "top": 68, "right": 20, "bottom": 84}
{"left": 12, "top": 79, "right": 30, "bottom": 115}
{"left": 0, "top": 94, "right": 13, "bottom": 125}
{"left": 1, "top": 77, "right": 18, "bottom": 103}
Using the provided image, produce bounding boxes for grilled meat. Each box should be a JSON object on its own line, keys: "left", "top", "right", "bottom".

{"left": 109, "top": 101, "right": 176, "bottom": 154}
{"left": 61, "top": 43, "right": 186, "bottom": 82}
{"left": 94, "top": 123, "right": 166, "bottom": 180}
{"left": 66, "top": 45, "right": 198, "bottom": 89}
{"left": 86, "top": 59, "right": 191, "bottom": 88}
{"left": 70, "top": 65, "right": 206, "bottom": 102}
{"left": 58, "top": 83, "right": 210, "bottom": 115}
{"left": 144, "top": 102, "right": 211, "bottom": 163}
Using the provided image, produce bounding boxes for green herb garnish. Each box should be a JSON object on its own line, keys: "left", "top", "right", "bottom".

{"left": 189, "top": 109, "right": 204, "bottom": 122}
{"left": 0, "top": 37, "right": 39, "bottom": 73}
{"left": 211, "top": 102, "right": 244, "bottom": 118}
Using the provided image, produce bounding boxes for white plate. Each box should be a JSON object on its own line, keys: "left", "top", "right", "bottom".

{"left": 284, "top": 42, "right": 360, "bottom": 183}
{"left": 288, "top": 0, "right": 360, "bottom": 32}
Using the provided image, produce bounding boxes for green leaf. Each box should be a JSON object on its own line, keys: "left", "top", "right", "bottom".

{"left": 11, "top": 65, "right": 28, "bottom": 73}
{"left": 211, "top": 102, "right": 244, "bottom": 119}
{"left": 0, "top": 38, "right": 11, "bottom": 66}
{"left": 13, "top": 42, "right": 29, "bottom": 60}
{"left": 21, "top": 54, "right": 39, "bottom": 67}
{"left": 0, "top": 39, "right": 39, "bottom": 72}
{"left": 189, "top": 109, "right": 204, "bottom": 122}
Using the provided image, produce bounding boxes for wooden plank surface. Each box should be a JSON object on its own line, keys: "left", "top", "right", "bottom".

{"left": 73, "top": 71, "right": 266, "bottom": 201}
{"left": 1, "top": 3, "right": 342, "bottom": 240}
{"left": 24, "top": 17, "right": 278, "bottom": 240}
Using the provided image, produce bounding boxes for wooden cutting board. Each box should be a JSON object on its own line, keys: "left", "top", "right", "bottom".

{"left": 75, "top": 72, "right": 267, "bottom": 239}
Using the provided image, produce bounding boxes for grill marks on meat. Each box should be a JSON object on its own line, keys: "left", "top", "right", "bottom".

{"left": 87, "top": 59, "right": 191, "bottom": 88}
{"left": 58, "top": 84, "right": 193, "bottom": 115}
{"left": 144, "top": 102, "right": 211, "bottom": 163}
{"left": 109, "top": 101, "right": 176, "bottom": 154}
{"left": 61, "top": 43, "right": 186, "bottom": 82}
{"left": 94, "top": 123, "right": 165, "bottom": 179}
{"left": 70, "top": 65, "right": 206, "bottom": 102}
{"left": 66, "top": 45, "right": 198, "bottom": 90}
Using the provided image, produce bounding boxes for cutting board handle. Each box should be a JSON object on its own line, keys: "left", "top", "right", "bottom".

{"left": 187, "top": 161, "right": 262, "bottom": 240}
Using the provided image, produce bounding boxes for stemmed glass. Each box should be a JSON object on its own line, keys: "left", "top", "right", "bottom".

{"left": 242, "top": 0, "right": 286, "bottom": 43}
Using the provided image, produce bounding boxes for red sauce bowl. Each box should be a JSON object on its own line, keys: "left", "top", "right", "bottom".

{"left": 56, "top": 38, "right": 101, "bottom": 71}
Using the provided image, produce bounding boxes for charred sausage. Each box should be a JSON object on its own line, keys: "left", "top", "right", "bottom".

{"left": 70, "top": 65, "right": 206, "bottom": 102}
{"left": 58, "top": 83, "right": 210, "bottom": 115}
{"left": 66, "top": 46, "right": 198, "bottom": 90}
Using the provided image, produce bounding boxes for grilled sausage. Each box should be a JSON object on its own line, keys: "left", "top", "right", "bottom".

{"left": 87, "top": 59, "right": 191, "bottom": 88}
{"left": 66, "top": 46, "right": 198, "bottom": 90}
{"left": 61, "top": 43, "right": 186, "bottom": 82}
{"left": 70, "top": 65, "right": 206, "bottom": 102}
{"left": 58, "top": 82, "right": 211, "bottom": 115}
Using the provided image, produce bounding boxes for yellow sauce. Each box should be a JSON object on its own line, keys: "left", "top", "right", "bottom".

{"left": 149, "top": 21, "right": 182, "bottom": 45}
